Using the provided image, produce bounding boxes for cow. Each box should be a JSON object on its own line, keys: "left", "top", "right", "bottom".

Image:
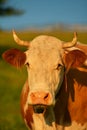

{"left": 2, "top": 31, "right": 87, "bottom": 130}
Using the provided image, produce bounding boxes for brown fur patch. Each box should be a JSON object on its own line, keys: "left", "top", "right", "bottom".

{"left": 68, "top": 68, "right": 87, "bottom": 124}
{"left": 54, "top": 68, "right": 87, "bottom": 126}
{"left": 20, "top": 80, "right": 33, "bottom": 129}
{"left": 2, "top": 48, "right": 26, "bottom": 68}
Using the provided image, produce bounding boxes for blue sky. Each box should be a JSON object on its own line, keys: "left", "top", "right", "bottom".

{"left": 0, "top": 0, "right": 87, "bottom": 30}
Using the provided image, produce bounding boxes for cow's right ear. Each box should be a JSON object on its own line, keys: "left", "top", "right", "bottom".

{"left": 2, "top": 48, "right": 26, "bottom": 68}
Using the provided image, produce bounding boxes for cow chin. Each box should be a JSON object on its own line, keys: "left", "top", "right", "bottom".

{"left": 33, "top": 104, "right": 47, "bottom": 114}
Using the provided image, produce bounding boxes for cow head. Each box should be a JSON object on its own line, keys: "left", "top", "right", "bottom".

{"left": 2, "top": 31, "right": 87, "bottom": 114}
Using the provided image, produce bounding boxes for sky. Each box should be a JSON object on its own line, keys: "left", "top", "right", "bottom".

{"left": 0, "top": 0, "right": 87, "bottom": 30}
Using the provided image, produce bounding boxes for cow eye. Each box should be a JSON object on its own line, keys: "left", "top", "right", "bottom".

{"left": 25, "top": 62, "right": 29, "bottom": 67}
{"left": 56, "top": 63, "right": 62, "bottom": 70}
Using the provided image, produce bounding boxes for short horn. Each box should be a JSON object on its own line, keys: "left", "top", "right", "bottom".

{"left": 63, "top": 32, "right": 77, "bottom": 48}
{"left": 13, "top": 30, "right": 29, "bottom": 46}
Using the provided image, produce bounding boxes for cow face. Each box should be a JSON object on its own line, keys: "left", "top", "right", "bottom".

{"left": 25, "top": 36, "right": 65, "bottom": 106}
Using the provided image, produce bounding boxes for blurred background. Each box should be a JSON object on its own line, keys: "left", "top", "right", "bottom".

{"left": 0, "top": 0, "right": 87, "bottom": 130}
{"left": 0, "top": 0, "right": 87, "bottom": 31}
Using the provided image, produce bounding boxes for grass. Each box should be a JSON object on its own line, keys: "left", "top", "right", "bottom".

{"left": 0, "top": 30, "right": 87, "bottom": 130}
{"left": 0, "top": 60, "right": 27, "bottom": 130}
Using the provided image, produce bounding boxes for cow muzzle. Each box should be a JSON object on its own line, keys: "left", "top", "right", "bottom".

{"left": 29, "top": 91, "right": 52, "bottom": 105}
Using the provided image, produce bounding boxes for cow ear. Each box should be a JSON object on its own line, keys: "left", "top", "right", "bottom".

{"left": 64, "top": 50, "right": 87, "bottom": 73}
{"left": 2, "top": 48, "right": 26, "bottom": 68}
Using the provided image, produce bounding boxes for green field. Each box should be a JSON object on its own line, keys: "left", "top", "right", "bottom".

{"left": 0, "top": 30, "right": 87, "bottom": 130}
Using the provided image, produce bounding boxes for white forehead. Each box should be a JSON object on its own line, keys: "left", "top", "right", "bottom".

{"left": 25, "top": 35, "right": 63, "bottom": 66}
{"left": 30, "top": 35, "right": 62, "bottom": 49}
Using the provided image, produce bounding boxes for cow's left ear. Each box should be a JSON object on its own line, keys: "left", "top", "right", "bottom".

{"left": 64, "top": 50, "right": 87, "bottom": 72}
{"left": 2, "top": 48, "right": 26, "bottom": 68}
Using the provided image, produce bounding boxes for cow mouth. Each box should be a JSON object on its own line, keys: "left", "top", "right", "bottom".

{"left": 33, "top": 104, "right": 47, "bottom": 114}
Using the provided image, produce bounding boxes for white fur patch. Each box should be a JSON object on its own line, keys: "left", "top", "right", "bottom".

{"left": 32, "top": 113, "right": 56, "bottom": 130}
{"left": 57, "top": 121, "right": 87, "bottom": 130}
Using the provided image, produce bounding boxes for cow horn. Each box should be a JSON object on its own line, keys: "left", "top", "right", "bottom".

{"left": 63, "top": 32, "right": 77, "bottom": 48}
{"left": 13, "top": 30, "right": 29, "bottom": 46}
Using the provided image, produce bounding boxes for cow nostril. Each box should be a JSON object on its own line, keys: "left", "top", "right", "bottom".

{"left": 31, "top": 93, "right": 35, "bottom": 98}
{"left": 44, "top": 93, "right": 49, "bottom": 100}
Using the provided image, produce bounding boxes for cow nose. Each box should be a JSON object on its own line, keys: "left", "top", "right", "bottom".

{"left": 30, "top": 91, "right": 52, "bottom": 105}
